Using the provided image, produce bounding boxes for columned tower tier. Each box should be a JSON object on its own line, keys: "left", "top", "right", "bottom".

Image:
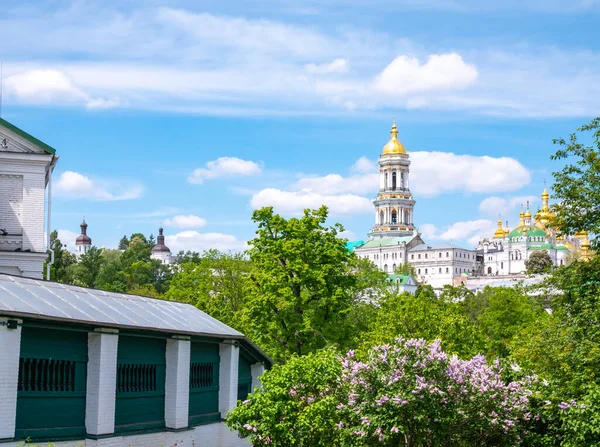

{"left": 370, "top": 123, "right": 416, "bottom": 238}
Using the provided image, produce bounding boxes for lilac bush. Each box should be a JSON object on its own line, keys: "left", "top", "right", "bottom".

{"left": 337, "top": 338, "right": 536, "bottom": 446}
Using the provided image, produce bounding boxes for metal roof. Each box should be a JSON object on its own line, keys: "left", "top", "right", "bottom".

{"left": 0, "top": 274, "right": 242, "bottom": 338}
{"left": 357, "top": 236, "right": 416, "bottom": 249}
{"left": 0, "top": 117, "right": 57, "bottom": 155}
{"left": 409, "top": 242, "right": 471, "bottom": 251}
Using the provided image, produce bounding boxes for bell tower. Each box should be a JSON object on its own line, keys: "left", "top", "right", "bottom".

{"left": 369, "top": 122, "right": 416, "bottom": 239}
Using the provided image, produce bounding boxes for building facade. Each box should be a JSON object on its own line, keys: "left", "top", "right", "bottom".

{"left": 0, "top": 118, "right": 57, "bottom": 279}
{"left": 353, "top": 123, "right": 478, "bottom": 288}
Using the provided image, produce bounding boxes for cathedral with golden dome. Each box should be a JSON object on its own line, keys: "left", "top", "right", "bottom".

{"left": 476, "top": 187, "right": 592, "bottom": 275}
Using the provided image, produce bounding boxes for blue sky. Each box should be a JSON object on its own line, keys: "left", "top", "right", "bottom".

{"left": 1, "top": 0, "right": 599, "bottom": 252}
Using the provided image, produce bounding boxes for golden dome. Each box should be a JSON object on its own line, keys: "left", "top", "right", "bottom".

{"left": 519, "top": 210, "right": 525, "bottom": 226}
{"left": 575, "top": 230, "right": 588, "bottom": 239}
{"left": 382, "top": 122, "right": 407, "bottom": 155}
{"left": 542, "top": 187, "right": 549, "bottom": 200}
{"left": 494, "top": 219, "right": 505, "bottom": 238}
{"left": 525, "top": 209, "right": 532, "bottom": 219}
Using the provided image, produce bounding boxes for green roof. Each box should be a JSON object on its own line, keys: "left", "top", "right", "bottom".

{"left": 507, "top": 225, "right": 547, "bottom": 239}
{"left": 345, "top": 240, "right": 365, "bottom": 252}
{"left": 387, "top": 273, "right": 413, "bottom": 285}
{"left": 0, "top": 117, "right": 56, "bottom": 155}
{"left": 357, "top": 236, "right": 416, "bottom": 249}
{"left": 528, "top": 243, "right": 570, "bottom": 251}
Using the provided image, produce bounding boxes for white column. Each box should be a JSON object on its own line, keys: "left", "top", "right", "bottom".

{"left": 165, "top": 337, "right": 191, "bottom": 429}
{"left": 86, "top": 328, "right": 119, "bottom": 436}
{"left": 219, "top": 341, "right": 240, "bottom": 418}
{"left": 405, "top": 170, "right": 409, "bottom": 189}
{"left": 0, "top": 317, "right": 21, "bottom": 439}
{"left": 251, "top": 363, "right": 265, "bottom": 392}
{"left": 379, "top": 170, "right": 384, "bottom": 190}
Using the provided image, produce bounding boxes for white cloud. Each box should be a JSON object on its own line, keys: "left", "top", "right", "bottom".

{"left": 165, "top": 231, "right": 246, "bottom": 253}
{"left": 293, "top": 173, "right": 378, "bottom": 195}
{"left": 410, "top": 152, "right": 531, "bottom": 196}
{"left": 372, "top": 53, "right": 478, "bottom": 96}
{"left": 56, "top": 229, "right": 79, "bottom": 251}
{"left": 338, "top": 229, "right": 358, "bottom": 240}
{"left": 350, "top": 156, "right": 377, "bottom": 174}
{"left": 250, "top": 188, "right": 373, "bottom": 216}
{"left": 294, "top": 153, "right": 530, "bottom": 199}
{"left": 6, "top": 69, "right": 121, "bottom": 109}
{"left": 305, "top": 58, "right": 349, "bottom": 74}
{"left": 418, "top": 223, "right": 440, "bottom": 240}
{"left": 163, "top": 214, "right": 207, "bottom": 229}
{"left": 479, "top": 195, "right": 539, "bottom": 217}
{"left": 188, "top": 157, "right": 263, "bottom": 184}
{"left": 54, "top": 171, "right": 143, "bottom": 201}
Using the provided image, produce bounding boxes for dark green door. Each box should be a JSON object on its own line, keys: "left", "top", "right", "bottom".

{"left": 115, "top": 336, "right": 166, "bottom": 433}
{"left": 15, "top": 326, "right": 88, "bottom": 439}
{"left": 189, "top": 341, "right": 220, "bottom": 426}
{"left": 238, "top": 352, "right": 253, "bottom": 401}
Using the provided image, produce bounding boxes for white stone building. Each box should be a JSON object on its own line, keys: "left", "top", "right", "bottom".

{"left": 353, "top": 123, "right": 477, "bottom": 289}
{"left": 476, "top": 188, "right": 584, "bottom": 275}
{"left": 151, "top": 227, "right": 172, "bottom": 265}
{"left": 0, "top": 118, "right": 57, "bottom": 279}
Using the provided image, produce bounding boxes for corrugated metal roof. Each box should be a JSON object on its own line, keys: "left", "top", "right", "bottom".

{"left": 0, "top": 274, "right": 242, "bottom": 338}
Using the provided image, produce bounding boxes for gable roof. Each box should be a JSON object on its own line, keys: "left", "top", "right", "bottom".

{"left": 0, "top": 117, "right": 57, "bottom": 155}
{"left": 387, "top": 273, "right": 416, "bottom": 285}
{"left": 0, "top": 274, "right": 272, "bottom": 365}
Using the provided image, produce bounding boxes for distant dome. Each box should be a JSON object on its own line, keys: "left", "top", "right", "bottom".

{"left": 75, "top": 219, "right": 92, "bottom": 245}
{"left": 152, "top": 227, "right": 171, "bottom": 254}
{"left": 507, "top": 225, "right": 547, "bottom": 239}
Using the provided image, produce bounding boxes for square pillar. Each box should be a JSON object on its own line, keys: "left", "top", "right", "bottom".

{"left": 165, "top": 337, "right": 191, "bottom": 429}
{"left": 251, "top": 363, "right": 265, "bottom": 391}
{"left": 219, "top": 341, "right": 240, "bottom": 417}
{"left": 0, "top": 317, "right": 22, "bottom": 439}
{"left": 86, "top": 328, "right": 119, "bottom": 436}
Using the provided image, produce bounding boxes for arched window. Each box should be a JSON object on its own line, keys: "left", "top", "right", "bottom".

{"left": 391, "top": 210, "right": 397, "bottom": 225}
{"left": 384, "top": 264, "right": 388, "bottom": 273}
{"left": 560, "top": 260, "right": 563, "bottom": 266}
{"left": 400, "top": 171, "right": 404, "bottom": 188}
{"left": 379, "top": 210, "right": 384, "bottom": 225}
{"left": 392, "top": 171, "right": 397, "bottom": 190}
{"left": 404, "top": 210, "right": 409, "bottom": 224}
{"left": 501, "top": 262, "right": 504, "bottom": 269}
{"left": 487, "top": 267, "right": 492, "bottom": 274}
{"left": 393, "top": 264, "right": 397, "bottom": 271}
{"left": 384, "top": 172, "right": 388, "bottom": 189}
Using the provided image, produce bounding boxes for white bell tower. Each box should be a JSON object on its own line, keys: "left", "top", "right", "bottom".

{"left": 369, "top": 122, "right": 416, "bottom": 239}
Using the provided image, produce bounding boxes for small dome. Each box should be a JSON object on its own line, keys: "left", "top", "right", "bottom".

{"left": 382, "top": 122, "right": 407, "bottom": 155}
{"left": 493, "top": 219, "right": 505, "bottom": 238}
{"left": 76, "top": 234, "right": 92, "bottom": 245}
{"left": 152, "top": 244, "right": 171, "bottom": 254}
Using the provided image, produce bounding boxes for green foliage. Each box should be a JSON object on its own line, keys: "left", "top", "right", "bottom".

{"left": 394, "top": 262, "right": 416, "bottom": 276}
{"left": 244, "top": 206, "right": 378, "bottom": 362}
{"left": 44, "top": 230, "right": 77, "bottom": 282}
{"left": 550, "top": 117, "right": 600, "bottom": 249}
{"left": 117, "top": 235, "right": 129, "bottom": 250}
{"left": 526, "top": 250, "right": 554, "bottom": 274}
{"left": 360, "top": 289, "right": 483, "bottom": 358}
{"left": 166, "top": 250, "right": 251, "bottom": 328}
{"left": 461, "top": 286, "right": 546, "bottom": 358}
{"left": 226, "top": 349, "right": 343, "bottom": 447}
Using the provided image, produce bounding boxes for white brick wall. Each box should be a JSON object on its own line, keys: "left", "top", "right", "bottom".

{"left": 86, "top": 330, "right": 119, "bottom": 436}
{"left": 219, "top": 341, "right": 240, "bottom": 418}
{"left": 0, "top": 317, "right": 22, "bottom": 439}
{"left": 165, "top": 338, "right": 191, "bottom": 429}
{"left": 0, "top": 152, "right": 53, "bottom": 279}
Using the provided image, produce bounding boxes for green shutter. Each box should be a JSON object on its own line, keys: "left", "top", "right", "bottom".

{"left": 115, "top": 336, "right": 166, "bottom": 433}
{"left": 189, "top": 342, "right": 220, "bottom": 426}
{"left": 237, "top": 352, "right": 253, "bottom": 402}
{"left": 15, "top": 326, "right": 87, "bottom": 439}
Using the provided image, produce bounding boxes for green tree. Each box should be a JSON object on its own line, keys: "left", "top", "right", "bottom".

{"left": 45, "top": 230, "right": 77, "bottom": 282}
{"left": 550, "top": 117, "right": 600, "bottom": 248}
{"left": 174, "top": 250, "right": 202, "bottom": 265}
{"left": 226, "top": 349, "right": 343, "bottom": 447}
{"left": 462, "top": 286, "right": 546, "bottom": 358}
{"left": 166, "top": 250, "right": 251, "bottom": 327}
{"left": 525, "top": 250, "right": 554, "bottom": 274}
{"left": 75, "top": 246, "right": 104, "bottom": 287}
{"left": 117, "top": 235, "right": 129, "bottom": 250}
{"left": 245, "top": 206, "right": 369, "bottom": 362}
{"left": 94, "top": 249, "right": 127, "bottom": 292}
